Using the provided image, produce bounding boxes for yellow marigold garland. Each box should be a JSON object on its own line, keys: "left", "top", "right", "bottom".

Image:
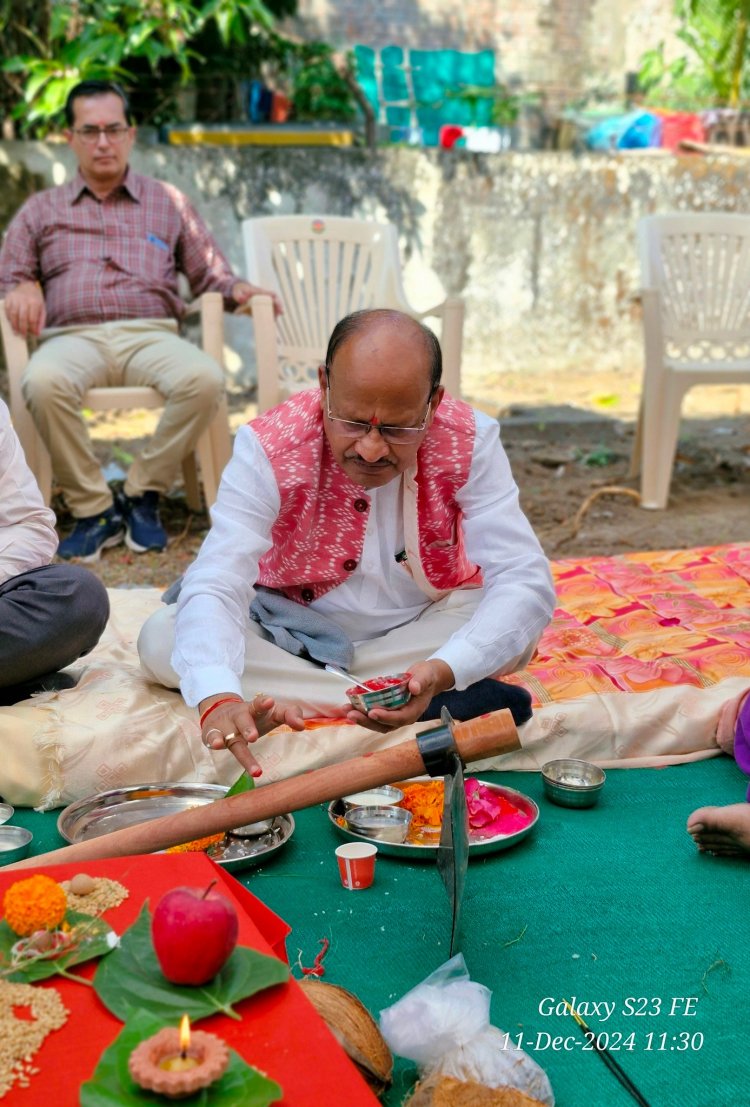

{"left": 3, "top": 875, "right": 67, "bottom": 936}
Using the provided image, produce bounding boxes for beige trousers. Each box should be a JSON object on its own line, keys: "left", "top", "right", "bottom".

{"left": 22, "top": 319, "right": 224, "bottom": 517}
{"left": 138, "top": 588, "right": 536, "bottom": 717}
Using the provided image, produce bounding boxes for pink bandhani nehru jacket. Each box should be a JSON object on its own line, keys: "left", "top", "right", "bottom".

{"left": 250, "top": 390, "right": 483, "bottom": 605}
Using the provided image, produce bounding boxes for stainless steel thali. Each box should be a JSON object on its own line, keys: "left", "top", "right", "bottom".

{"left": 328, "top": 779, "right": 538, "bottom": 860}
{"left": 57, "top": 782, "right": 294, "bottom": 873}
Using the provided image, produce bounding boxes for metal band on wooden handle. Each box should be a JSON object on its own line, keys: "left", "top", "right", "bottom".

{"left": 10, "top": 708, "right": 521, "bottom": 870}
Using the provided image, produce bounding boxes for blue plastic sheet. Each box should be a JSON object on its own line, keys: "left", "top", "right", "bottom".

{"left": 585, "top": 111, "right": 662, "bottom": 150}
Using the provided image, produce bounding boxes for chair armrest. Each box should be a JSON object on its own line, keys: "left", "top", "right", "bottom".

{"left": 0, "top": 298, "right": 31, "bottom": 411}
{"left": 244, "top": 294, "right": 279, "bottom": 414}
{"left": 183, "top": 291, "right": 225, "bottom": 366}
{"left": 0, "top": 298, "right": 30, "bottom": 374}
{"left": 0, "top": 298, "right": 53, "bottom": 495}
{"left": 184, "top": 290, "right": 224, "bottom": 318}
{"left": 231, "top": 295, "right": 275, "bottom": 317}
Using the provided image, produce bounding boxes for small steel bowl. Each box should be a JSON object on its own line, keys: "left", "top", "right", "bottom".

{"left": 0, "top": 826, "right": 33, "bottom": 866}
{"left": 541, "top": 759, "right": 606, "bottom": 809}
{"left": 346, "top": 673, "right": 412, "bottom": 713}
{"left": 0, "top": 803, "right": 14, "bottom": 826}
{"left": 342, "top": 785, "right": 404, "bottom": 811}
{"left": 344, "top": 805, "right": 413, "bottom": 844}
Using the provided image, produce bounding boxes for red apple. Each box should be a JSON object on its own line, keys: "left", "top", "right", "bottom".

{"left": 151, "top": 881, "right": 239, "bottom": 985}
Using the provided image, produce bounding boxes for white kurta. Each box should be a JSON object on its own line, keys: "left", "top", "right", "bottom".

{"left": 0, "top": 398, "right": 58, "bottom": 586}
{"left": 145, "top": 408, "right": 555, "bottom": 712}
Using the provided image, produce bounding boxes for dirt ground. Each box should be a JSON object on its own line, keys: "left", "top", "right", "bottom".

{"left": 52, "top": 372, "right": 750, "bottom": 589}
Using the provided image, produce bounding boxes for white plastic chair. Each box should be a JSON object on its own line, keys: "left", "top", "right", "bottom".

{"left": 0, "top": 293, "right": 232, "bottom": 511}
{"left": 631, "top": 213, "right": 750, "bottom": 509}
{"left": 241, "top": 215, "right": 464, "bottom": 412}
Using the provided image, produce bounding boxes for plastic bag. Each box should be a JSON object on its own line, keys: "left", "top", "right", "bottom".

{"left": 657, "top": 110, "right": 705, "bottom": 149}
{"left": 379, "top": 955, "right": 554, "bottom": 1105}
{"left": 585, "top": 111, "right": 661, "bottom": 150}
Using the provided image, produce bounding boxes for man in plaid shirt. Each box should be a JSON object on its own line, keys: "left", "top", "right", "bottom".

{"left": 0, "top": 79, "right": 280, "bottom": 561}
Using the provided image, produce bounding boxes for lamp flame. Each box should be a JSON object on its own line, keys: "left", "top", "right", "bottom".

{"left": 179, "top": 1014, "right": 191, "bottom": 1055}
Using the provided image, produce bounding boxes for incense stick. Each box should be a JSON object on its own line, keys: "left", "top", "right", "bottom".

{"left": 562, "top": 999, "right": 653, "bottom": 1107}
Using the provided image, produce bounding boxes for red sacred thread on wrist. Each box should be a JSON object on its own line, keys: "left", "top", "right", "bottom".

{"left": 199, "top": 696, "right": 242, "bottom": 728}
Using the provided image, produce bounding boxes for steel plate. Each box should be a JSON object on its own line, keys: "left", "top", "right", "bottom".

{"left": 328, "top": 779, "right": 538, "bottom": 860}
{"left": 57, "top": 782, "right": 294, "bottom": 873}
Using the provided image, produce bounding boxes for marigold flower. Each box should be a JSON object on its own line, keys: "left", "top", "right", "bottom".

{"left": 3, "top": 874, "right": 67, "bottom": 936}
{"left": 399, "top": 781, "right": 445, "bottom": 828}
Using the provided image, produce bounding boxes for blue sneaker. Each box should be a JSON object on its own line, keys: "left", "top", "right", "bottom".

{"left": 121, "top": 491, "right": 167, "bottom": 553}
{"left": 58, "top": 504, "right": 125, "bottom": 562}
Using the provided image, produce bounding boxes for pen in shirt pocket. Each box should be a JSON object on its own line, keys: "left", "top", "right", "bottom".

{"left": 146, "top": 232, "right": 169, "bottom": 251}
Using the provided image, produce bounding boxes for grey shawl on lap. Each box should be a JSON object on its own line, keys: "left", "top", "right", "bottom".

{"left": 163, "top": 579, "right": 353, "bottom": 668}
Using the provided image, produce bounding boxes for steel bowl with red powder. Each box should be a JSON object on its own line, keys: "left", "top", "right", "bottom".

{"left": 346, "top": 673, "right": 412, "bottom": 713}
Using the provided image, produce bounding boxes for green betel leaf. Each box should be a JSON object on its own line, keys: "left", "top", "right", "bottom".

{"left": 80, "top": 1007, "right": 282, "bottom": 1107}
{"left": 0, "top": 911, "right": 117, "bottom": 983}
{"left": 226, "top": 772, "right": 255, "bottom": 798}
{"left": 93, "top": 904, "right": 288, "bottom": 1023}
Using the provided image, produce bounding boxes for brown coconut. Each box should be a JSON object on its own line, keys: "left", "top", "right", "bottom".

{"left": 405, "top": 1073, "right": 547, "bottom": 1107}
{"left": 298, "top": 977, "right": 392, "bottom": 1095}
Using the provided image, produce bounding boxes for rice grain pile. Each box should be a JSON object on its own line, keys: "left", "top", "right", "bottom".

{"left": 60, "top": 876, "right": 129, "bottom": 916}
{"left": 0, "top": 980, "right": 69, "bottom": 1097}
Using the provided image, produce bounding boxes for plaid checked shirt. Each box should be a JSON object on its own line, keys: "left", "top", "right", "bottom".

{"left": 0, "top": 170, "right": 237, "bottom": 327}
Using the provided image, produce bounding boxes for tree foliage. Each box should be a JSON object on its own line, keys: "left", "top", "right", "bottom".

{"left": 0, "top": 0, "right": 330, "bottom": 133}
{"left": 290, "top": 43, "right": 357, "bottom": 121}
{"left": 638, "top": 0, "right": 750, "bottom": 108}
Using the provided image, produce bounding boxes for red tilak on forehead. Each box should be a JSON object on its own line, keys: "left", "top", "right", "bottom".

{"left": 369, "top": 416, "right": 381, "bottom": 426}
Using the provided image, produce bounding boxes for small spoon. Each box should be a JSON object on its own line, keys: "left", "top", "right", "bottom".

{"left": 324, "top": 663, "right": 371, "bottom": 692}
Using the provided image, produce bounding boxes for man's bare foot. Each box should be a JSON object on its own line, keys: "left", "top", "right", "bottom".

{"left": 687, "top": 803, "right": 750, "bottom": 856}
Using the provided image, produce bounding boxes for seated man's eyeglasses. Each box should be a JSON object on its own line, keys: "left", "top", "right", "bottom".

{"left": 72, "top": 125, "right": 132, "bottom": 144}
{"left": 324, "top": 367, "right": 434, "bottom": 444}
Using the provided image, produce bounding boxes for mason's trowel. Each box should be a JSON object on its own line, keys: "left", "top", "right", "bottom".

{"left": 416, "top": 706, "right": 470, "bottom": 955}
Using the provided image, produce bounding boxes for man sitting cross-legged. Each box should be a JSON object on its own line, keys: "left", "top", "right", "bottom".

{"left": 0, "top": 79, "right": 279, "bottom": 562}
{"left": 0, "top": 397, "right": 109, "bottom": 707}
{"left": 138, "top": 308, "right": 556, "bottom": 774}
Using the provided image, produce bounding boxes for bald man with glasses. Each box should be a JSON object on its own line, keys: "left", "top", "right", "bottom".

{"left": 138, "top": 309, "right": 555, "bottom": 774}
{"left": 0, "top": 79, "right": 279, "bottom": 562}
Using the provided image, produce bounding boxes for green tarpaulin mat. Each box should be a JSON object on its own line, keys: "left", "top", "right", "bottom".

{"left": 10, "top": 755, "right": 749, "bottom": 1106}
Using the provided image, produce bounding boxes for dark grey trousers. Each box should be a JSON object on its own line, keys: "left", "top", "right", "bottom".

{"left": 0, "top": 563, "right": 109, "bottom": 687}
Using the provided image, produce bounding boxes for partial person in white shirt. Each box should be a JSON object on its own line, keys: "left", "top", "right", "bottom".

{"left": 138, "top": 309, "right": 556, "bottom": 775}
{"left": 0, "top": 397, "right": 109, "bottom": 706}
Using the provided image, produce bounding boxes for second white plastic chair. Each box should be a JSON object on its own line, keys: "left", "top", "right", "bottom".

{"left": 242, "top": 214, "right": 464, "bottom": 412}
{"left": 632, "top": 213, "right": 750, "bottom": 509}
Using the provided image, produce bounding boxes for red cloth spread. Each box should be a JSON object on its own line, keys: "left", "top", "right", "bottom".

{"left": 0, "top": 854, "right": 378, "bottom": 1105}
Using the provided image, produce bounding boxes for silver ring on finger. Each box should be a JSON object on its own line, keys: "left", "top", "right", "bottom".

{"left": 224, "top": 732, "right": 243, "bottom": 749}
{"left": 204, "top": 727, "right": 222, "bottom": 748}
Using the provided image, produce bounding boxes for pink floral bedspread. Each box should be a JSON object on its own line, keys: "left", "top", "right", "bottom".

{"left": 507, "top": 544, "right": 750, "bottom": 706}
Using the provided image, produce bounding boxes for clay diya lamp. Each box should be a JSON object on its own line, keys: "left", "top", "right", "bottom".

{"left": 129, "top": 1014, "right": 229, "bottom": 1098}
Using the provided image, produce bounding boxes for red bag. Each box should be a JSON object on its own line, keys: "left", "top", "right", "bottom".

{"left": 657, "top": 111, "right": 705, "bottom": 149}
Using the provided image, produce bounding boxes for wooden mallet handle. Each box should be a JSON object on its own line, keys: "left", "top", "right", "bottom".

{"left": 10, "top": 708, "right": 521, "bottom": 869}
